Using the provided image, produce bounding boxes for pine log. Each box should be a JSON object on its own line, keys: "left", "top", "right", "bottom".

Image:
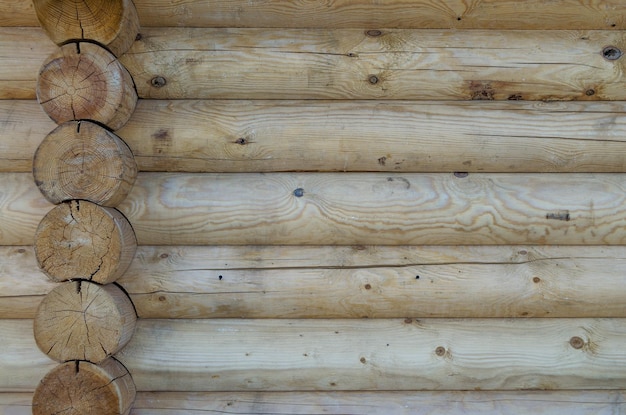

{"left": 37, "top": 42, "right": 137, "bottom": 130}
{"left": 33, "top": 121, "right": 137, "bottom": 206}
{"left": 4, "top": 172, "right": 626, "bottom": 246}
{"left": 4, "top": 0, "right": 626, "bottom": 30}
{"left": 32, "top": 359, "right": 135, "bottom": 415}
{"left": 32, "top": 0, "right": 139, "bottom": 57}
{"left": 0, "top": 28, "right": 54, "bottom": 99}
{"left": 34, "top": 280, "right": 136, "bottom": 363}
{"left": 3, "top": 390, "right": 626, "bottom": 414}
{"left": 34, "top": 200, "right": 136, "bottom": 283}
{"left": 6, "top": 100, "right": 626, "bottom": 173}
{"left": 119, "top": 28, "right": 626, "bottom": 100}
{"left": 3, "top": 28, "right": 626, "bottom": 101}
{"left": 4, "top": 245, "right": 626, "bottom": 319}
{"left": 4, "top": 319, "right": 626, "bottom": 391}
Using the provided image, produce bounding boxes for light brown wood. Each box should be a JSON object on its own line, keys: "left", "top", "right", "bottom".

{"left": 34, "top": 200, "right": 137, "bottom": 283}
{"left": 98, "top": 318, "right": 626, "bottom": 391}
{"left": 4, "top": 390, "right": 626, "bottom": 415}
{"left": 32, "top": 358, "right": 135, "bottom": 415}
{"left": 4, "top": 318, "right": 626, "bottom": 392}
{"left": 4, "top": 172, "right": 626, "bottom": 246}
{"left": 7, "top": 99, "right": 626, "bottom": 173}
{"left": 4, "top": 245, "right": 626, "bottom": 319}
{"left": 33, "top": 121, "right": 137, "bottom": 206}
{"left": 34, "top": 280, "right": 136, "bottom": 363}
{"left": 6, "top": 27, "right": 626, "bottom": 101}
{"left": 5, "top": 0, "right": 626, "bottom": 29}
{"left": 0, "top": 28, "right": 55, "bottom": 99}
{"left": 37, "top": 42, "right": 137, "bottom": 130}
{"left": 33, "top": 0, "right": 139, "bottom": 57}
{"left": 118, "top": 172, "right": 626, "bottom": 245}
{"left": 120, "top": 28, "right": 626, "bottom": 100}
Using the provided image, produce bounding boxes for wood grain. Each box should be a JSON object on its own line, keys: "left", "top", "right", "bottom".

{"left": 4, "top": 0, "right": 626, "bottom": 29}
{"left": 3, "top": 28, "right": 626, "bottom": 101}
{"left": 119, "top": 28, "right": 626, "bottom": 100}
{"left": 4, "top": 172, "right": 626, "bottom": 246}
{"left": 4, "top": 318, "right": 626, "bottom": 391}
{"left": 0, "top": 28, "right": 54, "bottom": 99}
{"left": 7, "top": 100, "right": 626, "bottom": 173}
{"left": 3, "top": 390, "right": 626, "bottom": 414}
{"left": 3, "top": 245, "right": 626, "bottom": 319}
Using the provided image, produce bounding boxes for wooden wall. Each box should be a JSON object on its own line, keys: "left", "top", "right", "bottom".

{"left": 2, "top": 0, "right": 626, "bottom": 413}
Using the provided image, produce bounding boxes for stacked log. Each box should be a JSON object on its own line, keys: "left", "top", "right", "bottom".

{"left": 28, "top": 1, "right": 140, "bottom": 414}
{"left": 2, "top": 0, "right": 626, "bottom": 414}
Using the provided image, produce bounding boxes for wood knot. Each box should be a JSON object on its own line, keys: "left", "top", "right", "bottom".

{"left": 151, "top": 76, "right": 167, "bottom": 88}
{"left": 435, "top": 346, "right": 446, "bottom": 356}
{"left": 585, "top": 88, "right": 596, "bottom": 96}
{"left": 533, "top": 277, "right": 541, "bottom": 283}
{"left": 569, "top": 336, "right": 585, "bottom": 349}
{"left": 365, "top": 30, "right": 382, "bottom": 37}
{"left": 364, "top": 284, "right": 372, "bottom": 290}
{"left": 368, "top": 75, "right": 379, "bottom": 84}
{"left": 603, "top": 46, "right": 622, "bottom": 60}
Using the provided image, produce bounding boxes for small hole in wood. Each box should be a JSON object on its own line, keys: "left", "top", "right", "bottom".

{"left": 435, "top": 346, "right": 446, "bottom": 356}
{"left": 364, "top": 284, "right": 372, "bottom": 290}
{"left": 585, "top": 89, "right": 596, "bottom": 96}
{"left": 368, "top": 75, "right": 379, "bottom": 84}
{"left": 365, "top": 30, "right": 382, "bottom": 37}
{"left": 151, "top": 76, "right": 167, "bottom": 88}
{"left": 454, "top": 172, "right": 469, "bottom": 178}
{"left": 294, "top": 188, "right": 304, "bottom": 197}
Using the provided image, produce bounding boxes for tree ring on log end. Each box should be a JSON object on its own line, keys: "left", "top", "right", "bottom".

{"left": 32, "top": 358, "right": 136, "bottom": 415}
{"left": 34, "top": 281, "right": 136, "bottom": 363}
{"left": 34, "top": 200, "right": 137, "bottom": 284}
{"left": 33, "top": 0, "right": 139, "bottom": 57}
{"left": 33, "top": 121, "right": 137, "bottom": 207}
{"left": 37, "top": 42, "right": 137, "bottom": 131}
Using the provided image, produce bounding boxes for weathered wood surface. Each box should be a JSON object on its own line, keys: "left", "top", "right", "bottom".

{"left": 5, "top": 0, "right": 626, "bottom": 29}
{"left": 4, "top": 245, "right": 626, "bottom": 319}
{"left": 0, "top": 28, "right": 54, "bottom": 99}
{"left": 3, "top": 319, "right": 626, "bottom": 391}
{"left": 4, "top": 28, "right": 626, "bottom": 101}
{"left": 5, "top": 100, "right": 626, "bottom": 173}
{"left": 3, "top": 390, "right": 626, "bottom": 415}
{"left": 120, "top": 28, "right": 626, "bottom": 100}
{"left": 3, "top": 172, "right": 626, "bottom": 246}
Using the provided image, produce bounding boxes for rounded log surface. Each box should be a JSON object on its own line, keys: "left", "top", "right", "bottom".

{"left": 32, "top": 358, "right": 136, "bottom": 415}
{"left": 34, "top": 280, "right": 136, "bottom": 363}
{"left": 33, "top": 121, "right": 137, "bottom": 206}
{"left": 33, "top": 0, "right": 139, "bottom": 57}
{"left": 34, "top": 200, "right": 137, "bottom": 284}
{"left": 37, "top": 42, "right": 137, "bottom": 131}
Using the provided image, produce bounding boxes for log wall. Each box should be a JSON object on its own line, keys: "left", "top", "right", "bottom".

{"left": 2, "top": 0, "right": 626, "bottom": 413}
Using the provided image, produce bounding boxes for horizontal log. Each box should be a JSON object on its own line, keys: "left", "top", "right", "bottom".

{"left": 3, "top": 172, "right": 626, "bottom": 246}
{"left": 5, "top": 100, "right": 626, "bottom": 173}
{"left": 5, "top": 245, "right": 626, "bottom": 319}
{"left": 4, "top": 28, "right": 626, "bottom": 100}
{"left": 4, "top": 0, "right": 626, "bottom": 29}
{"left": 2, "top": 390, "right": 626, "bottom": 415}
{"left": 4, "top": 318, "right": 626, "bottom": 391}
{"left": 0, "top": 28, "right": 54, "bottom": 99}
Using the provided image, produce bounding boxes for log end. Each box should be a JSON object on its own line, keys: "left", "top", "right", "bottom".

{"left": 37, "top": 42, "right": 137, "bottom": 131}
{"left": 32, "top": 358, "right": 136, "bottom": 415}
{"left": 34, "top": 281, "right": 136, "bottom": 363}
{"left": 33, "top": 0, "right": 139, "bottom": 57}
{"left": 34, "top": 200, "right": 137, "bottom": 284}
{"left": 33, "top": 121, "right": 137, "bottom": 207}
